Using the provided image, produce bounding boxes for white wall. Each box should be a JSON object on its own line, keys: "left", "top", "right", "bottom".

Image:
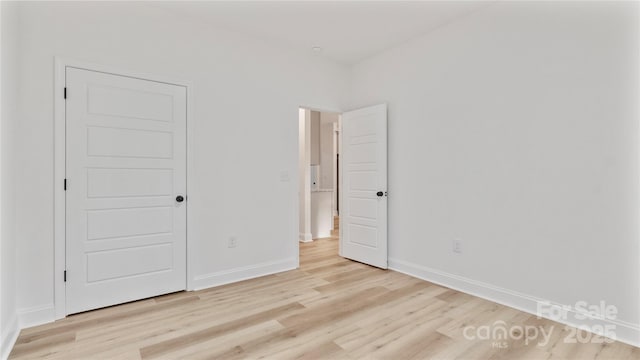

{"left": 5, "top": 0, "right": 640, "bottom": 351}
{"left": 309, "top": 110, "right": 321, "bottom": 165}
{"left": 1, "top": 1, "right": 19, "bottom": 358}
{"left": 319, "top": 112, "right": 339, "bottom": 190}
{"left": 11, "top": 1, "right": 349, "bottom": 325}
{"left": 351, "top": 1, "right": 640, "bottom": 345}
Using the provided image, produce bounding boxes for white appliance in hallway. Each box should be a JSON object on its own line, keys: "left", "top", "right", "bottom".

{"left": 311, "top": 190, "right": 333, "bottom": 239}
{"left": 65, "top": 67, "right": 187, "bottom": 314}
{"left": 310, "top": 164, "right": 332, "bottom": 238}
{"left": 310, "top": 164, "right": 319, "bottom": 191}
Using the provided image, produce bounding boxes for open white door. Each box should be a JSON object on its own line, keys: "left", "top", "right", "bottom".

{"left": 340, "top": 104, "right": 387, "bottom": 269}
{"left": 65, "top": 67, "right": 187, "bottom": 314}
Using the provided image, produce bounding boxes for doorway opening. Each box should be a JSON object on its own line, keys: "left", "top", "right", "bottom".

{"left": 298, "top": 104, "right": 388, "bottom": 270}
{"left": 298, "top": 108, "right": 341, "bottom": 255}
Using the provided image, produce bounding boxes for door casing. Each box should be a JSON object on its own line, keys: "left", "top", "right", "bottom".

{"left": 53, "top": 57, "right": 195, "bottom": 319}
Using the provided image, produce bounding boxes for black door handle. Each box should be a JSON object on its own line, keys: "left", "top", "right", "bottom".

{"left": 376, "top": 191, "right": 384, "bottom": 197}
{"left": 176, "top": 195, "right": 185, "bottom": 203}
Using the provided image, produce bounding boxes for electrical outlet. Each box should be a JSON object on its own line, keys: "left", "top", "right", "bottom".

{"left": 228, "top": 236, "right": 237, "bottom": 248}
{"left": 453, "top": 239, "right": 462, "bottom": 254}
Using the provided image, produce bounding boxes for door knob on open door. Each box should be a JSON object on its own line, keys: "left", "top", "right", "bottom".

{"left": 176, "top": 195, "right": 185, "bottom": 203}
{"left": 377, "top": 191, "right": 384, "bottom": 197}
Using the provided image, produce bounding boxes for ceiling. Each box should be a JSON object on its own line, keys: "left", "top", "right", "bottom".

{"left": 152, "top": 1, "right": 491, "bottom": 65}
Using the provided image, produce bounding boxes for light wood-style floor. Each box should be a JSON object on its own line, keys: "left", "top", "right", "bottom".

{"left": 10, "top": 235, "right": 640, "bottom": 359}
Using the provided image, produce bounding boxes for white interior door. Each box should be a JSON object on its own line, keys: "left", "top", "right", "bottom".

{"left": 65, "top": 67, "right": 187, "bottom": 314}
{"left": 340, "top": 104, "right": 387, "bottom": 269}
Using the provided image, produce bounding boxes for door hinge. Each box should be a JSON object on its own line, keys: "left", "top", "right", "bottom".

{"left": 64, "top": 270, "right": 67, "bottom": 282}
{"left": 64, "top": 87, "right": 67, "bottom": 99}
{"left": 64, "top": 178, "right": 67, "bottom": 191}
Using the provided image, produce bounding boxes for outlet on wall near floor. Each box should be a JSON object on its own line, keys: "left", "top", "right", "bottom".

{"left": 228, "top": 236, "right": 238, "bottom": 248}
{"left": 452, "top": 238, "right": 462, "bottom": 254}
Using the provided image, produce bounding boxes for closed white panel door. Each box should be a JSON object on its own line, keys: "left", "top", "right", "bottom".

{"left": 340, "top": 104, "right": 387, "bottom": 269}
{"left": 66, "top": 67, "right": 187, "bottom": 314}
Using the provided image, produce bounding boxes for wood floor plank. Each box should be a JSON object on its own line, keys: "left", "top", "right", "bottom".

{"left": 7, "top": 332, "right": 77, "bottom": 359}
{"left": 139, "top": 302, "right": 305, "bottom": 359}
{"left": 152, "top": 320, "right": 286, "bottom": 360}
{"left": 16, "top": 296, "right": 200, "bottom": 345}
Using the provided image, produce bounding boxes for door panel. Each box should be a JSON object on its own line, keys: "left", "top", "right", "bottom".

{"left": 87, "top": 168, "right": 173, "bottom": 198}
{"left": 66, "top": 67, "right": 187, "bottom": 314}
{"left": 86, "top": 244, "right": 173, "bottom": 283}
{"left": 87, "top": 127, "right": 174, "bottom": 158}
{"left": 340, "top": 104, "right": 388, "bottom": 269}
{"left": 87, "top": 85, "right": 174, "bottom": 122}
{"left": 86, "top": 207, "right": 174, "bottom": 240}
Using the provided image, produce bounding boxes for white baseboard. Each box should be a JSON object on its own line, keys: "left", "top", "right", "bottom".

{"left": 192, "top": 258, "right": 297, "bottom": 291}
{"left": 388, "top": 258, "right": 640, "bottom": 348}
{"left": 1, "top": 314, "right": 19, "bottom": 360}
{"left": 299, "top": 232, "right": 312, "bottom": 242}
{"left": 17, "top": 303, "right": 55, "bottom": 330}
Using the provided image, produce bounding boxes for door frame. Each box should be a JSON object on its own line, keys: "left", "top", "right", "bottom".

{"left": 53, "top": 57, "right": 195, "bottom": 319}
{"left": 333, "top": 121, "right": 340, "bottom": 218}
